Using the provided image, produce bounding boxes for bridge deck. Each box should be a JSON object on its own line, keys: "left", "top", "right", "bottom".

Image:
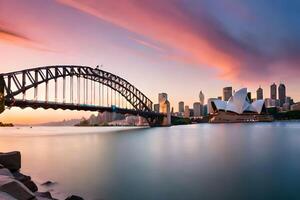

{"left": 5, "top": 99, "right": 165, "bottom": 118}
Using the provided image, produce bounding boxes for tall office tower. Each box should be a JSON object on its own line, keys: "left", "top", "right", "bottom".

{"left": 270, "top": 83, "right": 277, "bottom": 100}
{"left": 278, "top": 83, "right": 286, "bottom": 107}
{"left": 178, "top": 101, "right": 184, "bottom": 113}
{"left": 154, "top": 104, "right": 159, "bottom": 113}
{"left": 223, "top": 87, "right": 232, "bottom": 101}
{"left": 184, "top": 105, "right": 190, "bottom": 118}
{"left": 193, "top": 102, "right": 201, "bottom": 117}
{"left": 199, "top": 91, "right": 205, "bottom": 105}
{"left": 256, "top": 86, "right": 263, "bottom": 100}
{"left": 158, "top": 93, "right": 168, "bottom": 103}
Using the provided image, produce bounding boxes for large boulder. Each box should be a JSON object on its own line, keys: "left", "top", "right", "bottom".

{"left": 11, "top": 171, "right": 38, "bottom": 192}
{"left": 0, "top": 191, "right": 18, "bottom": 200}
{"left": 0, "top": 168, "right": 13, "bottom": 178}
{"left": 65, "top": 195, "right": 84, "bottom": 200}
{"left": 35, "top": 191, "right": 53, "bottom": 199}
{"left": 0, "top": 175, "right": 35, "bottom": 200}
{"left": 0, "top": 152, "right": 21, "bottom": 172}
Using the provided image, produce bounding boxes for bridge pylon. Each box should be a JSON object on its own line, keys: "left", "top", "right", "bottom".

{"left": 0, "top": 75, "right": 5, "bottom": 114}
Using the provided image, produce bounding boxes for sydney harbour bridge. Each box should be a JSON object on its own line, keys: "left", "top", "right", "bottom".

{"left": 0, "top": 65, "right": 170, "bottom": 127}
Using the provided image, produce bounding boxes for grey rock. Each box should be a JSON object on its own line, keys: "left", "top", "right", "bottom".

{"left": 35, "top": 191, "right": 52, "bottom": 198}
{"left": 65, "top": 195, "right": 84, "bottom": 200}
{"left": 23, "top": 180, "right": 38, "bottom": 192}
{"left": 0, "top": 168, "right": 13, "bottom": 178}
{"left": 0, "top": 191, "right": 17, "bottom": 200}
{"left": 0, "top": 152, "right": 21, "bottom": 172}
{"left": 0, "top": 175, "right": 35, "bottom": 200}
{"left": 12, "top": 171, "right": 31, "bottom": 183}
{"left": 41, "top": 181, "right": 56, "bottom": 186}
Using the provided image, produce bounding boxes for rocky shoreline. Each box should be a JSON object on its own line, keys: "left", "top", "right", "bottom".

{"left": 0, "top": 151, "right": 84, "bottom": 200}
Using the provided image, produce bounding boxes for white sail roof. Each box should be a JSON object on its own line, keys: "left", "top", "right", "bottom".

{"left": 212, "top": 88, "right": 264, "bottom": 114}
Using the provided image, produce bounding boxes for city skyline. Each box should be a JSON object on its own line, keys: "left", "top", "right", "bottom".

{"left": 1, "top": 0, "right": 300, "bottom": 123}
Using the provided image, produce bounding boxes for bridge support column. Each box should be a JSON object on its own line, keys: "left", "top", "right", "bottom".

{"left": 0, "top": 75, "right": 5, "bottom": 114}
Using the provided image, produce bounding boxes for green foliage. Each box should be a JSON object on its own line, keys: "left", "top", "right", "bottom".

{"left": 274, "top": 110, "right": 300, "bottom": 120}
{"left": 171, "top": 117, "right": 191, "bottom": 125}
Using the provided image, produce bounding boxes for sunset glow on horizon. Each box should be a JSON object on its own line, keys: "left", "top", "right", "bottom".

{"left": 0, "top": 0, "right": 299, "bottom": 124}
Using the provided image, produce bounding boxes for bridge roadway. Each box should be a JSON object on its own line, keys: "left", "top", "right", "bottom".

{"left": 5, "top": 99, "right": 165, "bottom": 119}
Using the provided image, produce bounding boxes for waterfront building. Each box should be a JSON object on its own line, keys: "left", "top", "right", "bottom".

{"left": 199, "top": 91, "right": 205, "bottom": 105}
{"left": 184, "top": 105, "right": 190, "bottom": 118}
{"left": 286, "top": 96, "right": 293, "bottom": 105}
{"left": 158, "top": 93, "right": 171, "bottom": 125}
{"left": 278, "top": 83, "right": 286, "bottom": 106}
{"left": 270, "top": 83, "right": 277, "bottom": 100}
{"left": 189, "top": 109, "right": 194, "bottom": 117}
{"left": 223, "top": 87, "right": 233, "bottom": 101}
{"left": 203, "top": 105, "right": 208, "bottom": 116}
{"left": 178, "top": 101, "right": 184, "bottom": 113}
{"left": 154, "top": 104, "right": 159, "bottom": 113}
{"left": 265, "top": 98, "right": 276, "bottom": 108}
{"left": 291, "top": 102, "right": 300, "bottom": 111}
{"left": 256, "top": 86, "right": 263, "bottom": 100}
{"left": 193, "top": 102, "right": 202, "bottom": 117}
{"left": 159, "top": 93, "right": 168, "bottom": 104}
{"left": 209, "top": 88, "right": 272, "bottom": 123}
{"left": 282, "top": 102, "right": 290, "bottom": 111}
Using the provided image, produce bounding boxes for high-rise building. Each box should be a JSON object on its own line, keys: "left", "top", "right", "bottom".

{"left": 278, "top": 83, "right": 286, "bottom": 107}
{"left": 223, "top": 87, "right": 232, "bottom": 101}
{"left": 158, "top": 93, "right": 171, "bottom": 125}
{"left": 256, "top": 86, "right": 263, "bottom": 100}
{"left": 199, "top": 91, "right": 205, "bottom": 105}
{"left": 154, "top": 104, "right": 159, "bottom": 113}
{"left": 184, "top": 105, "right": 190, "bottom": 118}
{"left": 270, "top": 83, "right": 277, "bottom": 100}
{"left": 158, "top": 93, "right": 168, "bottom": 103}
{"left": 193, "top": 102, "right": 202, "bottom": 117}
{"left": 178, "top": 101, "right": 184, "bottom": 113}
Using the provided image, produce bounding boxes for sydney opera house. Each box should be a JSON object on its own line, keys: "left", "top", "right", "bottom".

{"left": 209, "top": 88, "right": 273, "bottom": 123}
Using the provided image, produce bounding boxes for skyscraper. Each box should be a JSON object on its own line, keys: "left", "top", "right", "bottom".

{"left": 193, "top": 102, "right": 202, "bottom": 117}
{"left": 223, "top": 87, "right": 232, "bottom": 101}
{"left": 199, "top": 91, "right": 205, "bottom": 105}
{"left": 278, "top": 83, "right": 286, "bottom": 106}
{"left": 178, "top": 101, "right": 184, "bottom": 113}
{"left": 154, "top": 104, "right": 159, "bottom": 113}
{"left": 158, "top": 93, "right": 168, "bottom": 103}
{"left": 270, "top": 83, "right": 277, "bottom": 100}
{"left": 184, "top": 105, "right": 190, "bottom": 118}
{"left": 256, "top": 86, "right": 263, "bottom": 100}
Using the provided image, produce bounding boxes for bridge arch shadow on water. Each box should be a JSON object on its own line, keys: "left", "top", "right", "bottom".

{"left": 0, "top": 65, "right": 166, "bottom": 126}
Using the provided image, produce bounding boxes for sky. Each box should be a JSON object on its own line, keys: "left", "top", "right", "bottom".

{"left": 0, "top": 0, "right": 300, "bottom": 123}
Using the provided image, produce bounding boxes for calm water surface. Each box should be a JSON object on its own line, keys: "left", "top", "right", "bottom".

{"left": 1, "top": 122, "right": 300, "bottom": 200}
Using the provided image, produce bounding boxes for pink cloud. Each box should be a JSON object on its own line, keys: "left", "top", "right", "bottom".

{"left": 57, "top": 0, "right": 243, "bottom": 79}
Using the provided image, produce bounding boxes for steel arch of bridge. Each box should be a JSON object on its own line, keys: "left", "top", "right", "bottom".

{"left": 0, "top": 65, "right": 153, "bottom": 112}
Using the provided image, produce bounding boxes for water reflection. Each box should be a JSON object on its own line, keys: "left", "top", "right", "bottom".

{"left": 1, "top": 122, "right": 300, "bottom": 199}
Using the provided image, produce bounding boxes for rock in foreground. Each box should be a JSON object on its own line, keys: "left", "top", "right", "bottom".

{"left": 0, "top": 151, "right": 85, "bottom": 200}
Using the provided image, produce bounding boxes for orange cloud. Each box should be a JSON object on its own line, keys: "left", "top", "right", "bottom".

{"left": 0, "top": 25, "right": 54, "bottom": 52}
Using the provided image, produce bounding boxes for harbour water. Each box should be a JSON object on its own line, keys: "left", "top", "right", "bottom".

{"left": 1, "top": 122, "right": 300, "bottom": 200}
